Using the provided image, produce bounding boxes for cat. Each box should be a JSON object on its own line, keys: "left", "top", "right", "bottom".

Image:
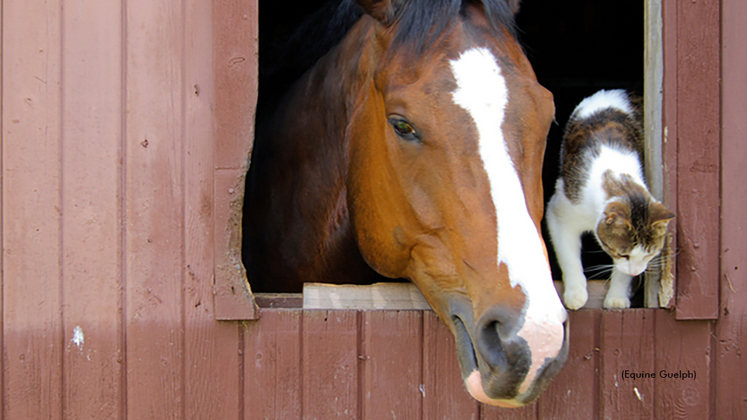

{"left": 546, "top": 89, "right": 674, "bottom": 309}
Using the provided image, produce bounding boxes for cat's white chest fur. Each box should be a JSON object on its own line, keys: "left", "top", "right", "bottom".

{"left": 549, "top": 146, "right": 644, "bottom": 233}
{"left": 546, "top": 90, "right": 674, "bottom": 310}
{"left": 547, "top": 147, "right": 649, "bottom": 309}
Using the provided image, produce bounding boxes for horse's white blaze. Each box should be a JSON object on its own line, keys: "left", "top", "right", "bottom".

{"left": 450, "top": 47, "right": 566, "bottom": 400}
{"left": 574, "top": 88, "right": 633, "bottom": 119}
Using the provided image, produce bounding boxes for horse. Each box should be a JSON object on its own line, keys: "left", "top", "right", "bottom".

{"left": 243, "top": 0, "right": 569, "bottom": 407}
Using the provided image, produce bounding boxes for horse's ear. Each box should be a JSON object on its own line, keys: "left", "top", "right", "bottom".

{"left": 356, "top": 0, "right": 397, "bottom": 24}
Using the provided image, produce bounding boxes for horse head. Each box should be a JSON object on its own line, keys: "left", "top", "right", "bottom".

{"left": 345, "top": 0, "right": 568, "bottom": 406}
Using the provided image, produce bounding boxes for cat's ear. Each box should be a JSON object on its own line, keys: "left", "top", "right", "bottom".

{"left": 604, "top": 202, "right": 632, "bottom": 232}
{"left": 650, "top": 202, "right": 675, "bottom": 234}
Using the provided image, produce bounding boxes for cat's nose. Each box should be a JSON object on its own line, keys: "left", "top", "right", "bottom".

{"left": 628, "top": 262, "right": 647, "bottom": 276}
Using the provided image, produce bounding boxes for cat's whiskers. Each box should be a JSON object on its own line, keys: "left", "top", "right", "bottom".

{"left": 643, "top": 250, "right": 679, "bottom": 272}
{"left": 583, "top": 264, "right": 615, "bottom": 279}
{"left": 582, "top": 248, "right": 609, "bottom": 254}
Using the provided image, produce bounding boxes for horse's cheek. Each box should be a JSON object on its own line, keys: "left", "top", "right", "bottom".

{"left": 356, "top": 229, "right": 405, "bottom": 279}
{"left": 346, "top": 190, "right": 405, "bottom": 279}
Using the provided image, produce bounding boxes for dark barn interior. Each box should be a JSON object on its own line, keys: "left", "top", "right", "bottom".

{"left": 247, "top": 0, "right": 644, "bottom": 303}
{"left": 516, "top": 0, "right": 645, "bottom": 304}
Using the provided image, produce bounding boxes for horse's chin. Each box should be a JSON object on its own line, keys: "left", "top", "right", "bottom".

{"left": 450, "top": 308, "right": 569, "bottom": 408}
{"left": 465, "top": 371, "right": 524, "bottom": 407}
{"left": 451, "top": 315, "right": 526, "bottom": 407}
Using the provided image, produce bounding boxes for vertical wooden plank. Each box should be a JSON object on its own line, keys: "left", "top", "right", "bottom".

{"left": 643, "top": 0, "right": 665, "bottom": 204}
{"left": 302, "top": 310, "right": 359, "bottom": 419}
{"left": 213, "top": 0, "right": 257, "bottom": 171}
{"left": 673, "top": 0, "right": 720, "bottom": 320}
{"left": 643, "top": 0, "right": 665, "bottom": 308}
{"left": 717, "top": 0, "right": 747, "bottom": 415}
{"left": 2, "top": 0, "right": 63, "bottom": 418}
{"left": 0, "top": 0, "right": 4, "bottom": 415}
{"left": 654, "top": 311, "right": 711, "bottom": 420}
{"left": 660, "top": 0, "right": 678, "bottom": 309}
{"left": 212, "top": 0, "right": 259, "bottom": 319}
{"left": 182, "top": 0, "right": 242, "bottom": 418}
{"left": 537, "top": 309, "right": 601, "bottom": 419}
{"left": 361, "top": 310, "right": 423, "bottom": 419}
{"left": 244, "top": 309, "right": 302, "bottom": 419}
{"left": 599, "top": 310, "right": 655, "bottom": 419}
{"left": 481, "top": 401, "right": 536, "bottom": 420}
{"left": 124, "top": 0, "right": 185, "bottom": 417}
{"left": 422, "top": 311, "right": 479, "bottom": 420}
{"left": 60, "top": 0, "right": 124, "bottom": 417}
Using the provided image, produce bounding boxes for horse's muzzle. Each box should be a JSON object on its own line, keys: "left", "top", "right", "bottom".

{"left": 449, "top": 298, "right": 569, "bottom": 407}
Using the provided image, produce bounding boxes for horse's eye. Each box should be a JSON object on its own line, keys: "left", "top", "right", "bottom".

{"left": 388, "top": 117, "right": 420, "bottom": 142}
{"left": 395, "top": 120, "right": 415, "bottom": 134}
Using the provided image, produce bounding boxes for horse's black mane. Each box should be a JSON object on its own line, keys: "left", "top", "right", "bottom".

{"left": 260, "top": 0, "right": 517, "bottom": 93}
{"left": 389, "top": 0, "right": 517, "bottom": 56}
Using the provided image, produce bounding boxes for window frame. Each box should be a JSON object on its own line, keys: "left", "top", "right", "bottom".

{"left": 213, "top": 0, "right": 722, "bottom": 320}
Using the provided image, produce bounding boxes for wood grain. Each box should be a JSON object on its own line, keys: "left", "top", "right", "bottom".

{"left": 600, "top": 310, "right": 655, "bottom": 419}
{"left": 124, "top": 0, "right": 185, "bottom": 417}
{"left": 1, "top": 0, "right": 744, "bottom": 417}
{"left": 244, "top": 309, "right": 303, "bottom": 419}
{"left": 672, "top": 0, "right": 720, "bottom": 320}
{"left": 422, "top": 311, "right": 479, "bottom": 420}
{"left": 60, "top": 0, "right": 124, "bottom": 417}
{"left": 361, "top": 310, "right": 423, "bottom": 419}
{"left": 538, "top": 309, "right": 601, "bottom": 419}
{"left": 304, "top": 283, "right": 431, "bottom": 310}
{"left": 660, "top": 0, "right": 678, "bottom": 310}
{"left": 717, "top": 0, "right": 747, "bottom": 415}
{"left": 654, "top": 311, "right": 712, "bottom": 420}
{"left": 306, "top": 281, "right": 606, "bottom": 310}
{"left": 0, "top": 2, "right": 5, "bottom": 420}
{"left": 302, "top": 310, "right": 360, "bottom": 419}
{"left": 212, "top": 0, "right": 260, "bottom": 320}
{"left": 643, "top": 0, "right": 665, "bottom": 308}
{"left": 482, "top": 401, "right": 536, "bottom": 419}
{"left": 183, "top": 0, "right": 242, "bottom": 417}
{"left": 0, "top": 3, "right": 3, "bottom": 417}
{"left": 2, "top": 0, "right": 63, "bottom": 418}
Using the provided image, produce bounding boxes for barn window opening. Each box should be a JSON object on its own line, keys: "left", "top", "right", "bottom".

{"left": 517, "top": 0, "right": 648, "bottom": 307}
{"left": 242, "top": 0, "right": 652, "bottom": 308}
{"left": 242, "top": 0, "right": 369, "bottom": 297}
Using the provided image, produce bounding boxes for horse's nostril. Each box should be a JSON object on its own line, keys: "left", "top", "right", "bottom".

{"left": 479, "top": 320, "right": 507, "bottom": 369}
{"left": 478, "top": 306, "right": 520, "bottom": 339}
{"left": 476, "top": 308, "right": 529, "bottom": 372}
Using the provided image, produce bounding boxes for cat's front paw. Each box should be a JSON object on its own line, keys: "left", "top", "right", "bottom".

{"left": 603, "top": 296, "right": 631, "bottom": 309}
{"left": 563, "top": 287, "right": 588, "bottom": 310}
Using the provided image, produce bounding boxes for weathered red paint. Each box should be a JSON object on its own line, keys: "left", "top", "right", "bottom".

{"left": 0, "top": 0, "right": 744, "bottom": 418}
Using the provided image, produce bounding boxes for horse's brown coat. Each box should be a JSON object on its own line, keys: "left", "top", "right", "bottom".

{"left": 244, "top": 0, "right": 567, "bottom": 406}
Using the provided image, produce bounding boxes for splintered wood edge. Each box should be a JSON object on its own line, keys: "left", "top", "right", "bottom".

{"left": 297, "top": 281, "right": 608, "bottom": 311}
{"left": 658, "top": 232, "right": 675, "bottom": 308}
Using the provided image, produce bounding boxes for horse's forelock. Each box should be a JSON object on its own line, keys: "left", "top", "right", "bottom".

{"left": 383, "top": 0, "right": 518, "bottom": 56}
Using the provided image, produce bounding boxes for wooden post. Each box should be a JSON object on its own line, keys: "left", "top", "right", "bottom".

{"left": 643, "top": 0, "right": 665, "bottom": 308}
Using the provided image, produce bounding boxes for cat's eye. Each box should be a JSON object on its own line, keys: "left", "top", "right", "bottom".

{"left": 388, "top": 117, "right": 421, "bottom": 142}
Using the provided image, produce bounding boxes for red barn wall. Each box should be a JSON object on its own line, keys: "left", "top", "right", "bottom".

{"left": 1, "top": 0, "right": 744, "bottom": 418}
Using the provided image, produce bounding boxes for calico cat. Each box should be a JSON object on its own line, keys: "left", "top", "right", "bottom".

{"left": 546, "top": 90, "right": 674, "bottom": 309}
